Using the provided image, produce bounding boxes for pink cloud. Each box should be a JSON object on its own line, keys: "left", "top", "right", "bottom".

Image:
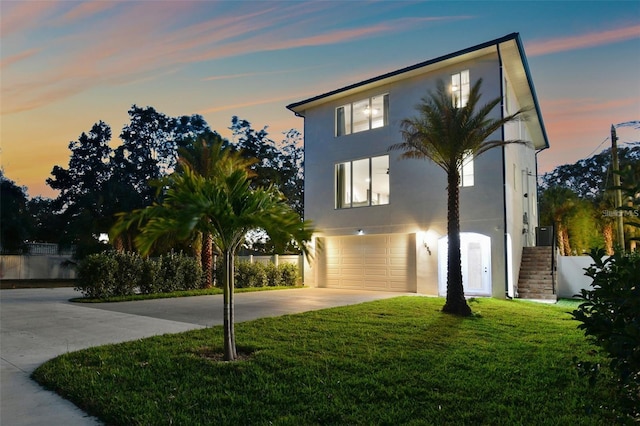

{"left": 0, "top": 1, "right": 59, "bottom": 37}
{"left": 54, "top": 1, "right": 120, "bottom": 25}
{"left": 527, "top": 24, "right": 640, "bottom": 56}
{"left": 0, "top": 48, "right": 41, "bottom": 69}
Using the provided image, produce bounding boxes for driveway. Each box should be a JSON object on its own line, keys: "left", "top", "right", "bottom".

{"left": 0, "top": 287, "right": 407, "bottom": 425}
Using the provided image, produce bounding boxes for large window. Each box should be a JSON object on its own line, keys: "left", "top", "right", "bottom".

{"left": 459, "top": 150, "right": 474, "bottom": 187}
{"left": 451, "top": 70, "right": 470, "bottom": 108}
{"left": 335, "top": 155, "right": 389, "bottom": 208}
{"left": 336, "top": 94, "right": 388, "bottom": 136}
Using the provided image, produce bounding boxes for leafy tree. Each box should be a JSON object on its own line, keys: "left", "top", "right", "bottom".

{"left": 389, "top": 79, "right": 528, "bottom": 316}
{"left": 26, "top": 196, "right": 64, "bottom": 245}
{"left": 540, "top": 145, "right": 640, "bottom": 199}
{"left": 111, "top": 144, "right": 314, "bottom": 361}
{"left": 46, "top": 121, "right": 114, "bottom": 256}
{"left": 540, "top": 145, "right": 640, "bottom": 253}
{"left": 0, "top": 171, "right": 30, "bottom": 253}
{"left": 228, "top": 117, "right": 304, "bottom": 216}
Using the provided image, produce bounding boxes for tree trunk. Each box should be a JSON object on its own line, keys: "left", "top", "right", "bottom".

{"left": 602, "top": 223, "right": 614, "bottom": 255}
{"left": 222, "top": 248, "right": 237, "bottom": 361}
{"left": 561, "top": 226, "right": 571, "bottom": 256}
{"left": 556, "top": 222, "right": 566, "bottom": 256}
{"left": 201, "top": 232, "right": 213, "bottom": 288}
{"left": 442, "top": 170, "right": 472, "bottom": 317}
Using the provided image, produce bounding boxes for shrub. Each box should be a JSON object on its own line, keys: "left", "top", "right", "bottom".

{"left": 572, "top": 248, "right": 640, "bottom": 419}
{"left": 264, "top": 262, "right": 281, "bottom": 287}
{"left": 279, "top": 262, "right": 299, "bottom": 287}
{"left": 235, "top": 261, "right": 267, "bottom": 288}
{"left": 75, "top": 252, "right": 118, "bottom": 299}
{"left": 76, "top": 251, "right": 203, "bottom": 297}
{"left": 157, "top": 252, "right": 203, "bottom": 292}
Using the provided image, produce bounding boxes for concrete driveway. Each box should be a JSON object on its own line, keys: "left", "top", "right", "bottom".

{"left": 0, "top": 287, "right": 408, "bottom": 425}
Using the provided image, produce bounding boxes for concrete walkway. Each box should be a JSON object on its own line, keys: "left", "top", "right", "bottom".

{"left": 0, "top": 287, "right": 406, "bottom": 425}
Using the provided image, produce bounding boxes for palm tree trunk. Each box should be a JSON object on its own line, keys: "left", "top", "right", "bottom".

{"left": 602, "top": 223, "right": 614, "bottom": 255}
{"left": 561, "top": 226, "right": 571, "bottom": 256}
{"left": 556, "top": 222, "right": 566, "bottom": 256}
{"left": 442, "top": 170, "right": 472, "bottom": 316}
{"left": 222, "top": 248, "right": 237, "bottom": 361}
{"left": 202, "top": 232, "right": 213, "bottom": 288}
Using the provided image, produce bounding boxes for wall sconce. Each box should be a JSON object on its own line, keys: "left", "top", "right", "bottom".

{"left": 423, "top": 241, "right": 432, "bottom": 255}
{"left": 357, "top": 229, "right": 364, "bottom": 236}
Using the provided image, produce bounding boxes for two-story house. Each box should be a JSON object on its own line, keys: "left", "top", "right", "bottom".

{"left": 287, "top": 33, "right": 549, "bottom": 298}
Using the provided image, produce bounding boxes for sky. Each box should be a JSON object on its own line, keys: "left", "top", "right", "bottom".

{"left": 1, "top": 0, "right": 639, "bottom": 199}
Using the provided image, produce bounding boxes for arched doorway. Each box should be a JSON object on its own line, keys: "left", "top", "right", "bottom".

{"left": 438, "top": 233, "right": 491, "bottom": 296}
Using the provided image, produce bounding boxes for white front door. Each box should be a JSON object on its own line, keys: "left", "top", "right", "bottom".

{"left": 438, "top": 233, "right": 491, "bottom": 296}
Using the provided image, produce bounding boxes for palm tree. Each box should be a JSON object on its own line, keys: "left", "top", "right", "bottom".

{"left": 176, "top": 132, "right": 257, "bottom": 287}
{"left": 539, "top": 186, "right": 578, "bottom": 256}
{"left": 112, "top": 147, "right": 314, "bottom": 361}
{"left": 390, "top": 79, "right": 528, "bottom": 316}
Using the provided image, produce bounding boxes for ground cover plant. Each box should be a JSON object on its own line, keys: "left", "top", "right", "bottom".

{"left": 32, "top": 297, "right": 624, "bottom": 425}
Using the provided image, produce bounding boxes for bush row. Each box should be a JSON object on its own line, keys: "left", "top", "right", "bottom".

{"left": 76, "top": 251, "right": 203, "bottom": 299}
{"left": 214, "top": 259, "right": 300, "bottom": 288}
{"left": 76, "top": 252, "right": 301, "bottom": 299}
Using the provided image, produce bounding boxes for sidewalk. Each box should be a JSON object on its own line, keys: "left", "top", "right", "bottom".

{"left": 1, "top": 287, "right": 404, "bottom": 425}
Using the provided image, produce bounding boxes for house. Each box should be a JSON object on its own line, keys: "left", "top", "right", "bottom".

{"left": 287, "top": 33, "right": 549, "bottom": 298}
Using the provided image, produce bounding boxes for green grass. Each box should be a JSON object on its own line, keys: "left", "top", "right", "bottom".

{"left": 71, "top": 285, "right": 303, "bottom": 303}
{"left": 32, "top": 297, "right": 622, "bottom": 425}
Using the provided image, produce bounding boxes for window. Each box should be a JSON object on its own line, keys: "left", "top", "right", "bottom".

{"left": 459, "top": 150, "right": 474, "bottom": 187}
{"left": 451, "top": 70, "right": 470, "bottom": 108}
{"left": 336, "top": 94, "right": 388, "bottom": 136}
{"left": 335, "top": 155, "right": 389, "bottom": 208}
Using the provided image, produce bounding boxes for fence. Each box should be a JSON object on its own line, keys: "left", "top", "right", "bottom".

{"left": 0, "top": 255, "right": 77, "bottom": 280}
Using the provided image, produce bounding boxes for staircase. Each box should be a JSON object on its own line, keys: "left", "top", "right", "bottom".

{"left": 517, "top": 246, "right": 556, "bottom": 300}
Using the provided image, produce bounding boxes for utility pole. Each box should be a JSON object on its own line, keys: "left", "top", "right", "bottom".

{"left": 611, "top": 124, "right": 625, "bottom": 250}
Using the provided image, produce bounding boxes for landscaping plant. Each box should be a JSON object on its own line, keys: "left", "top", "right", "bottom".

{"left": 572, "top": 248, "right": 640, "bottom": 419}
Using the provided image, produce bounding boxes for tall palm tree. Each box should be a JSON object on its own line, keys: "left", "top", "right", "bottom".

{"left": 112, "top": 148, "right": 314, "bottom": 361}
{"left": 390, "top": 79, "right": 528, "bottom": 316}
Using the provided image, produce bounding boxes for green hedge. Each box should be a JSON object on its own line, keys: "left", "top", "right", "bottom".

{"left": 76, "top": 252, "right": 300, "bottom": 298}
{"left": 214, "top": 259, "right": 300, "bottom": 288}
{"left": 76, "top": 251, "right": 203, "bottom": 298}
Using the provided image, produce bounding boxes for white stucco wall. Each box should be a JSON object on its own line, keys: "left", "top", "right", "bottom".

{"left": 302, "top": 52, "right": 514, "bottom": 295}
{"left": 557, "top": 255, "right": 602, "bottom": 299}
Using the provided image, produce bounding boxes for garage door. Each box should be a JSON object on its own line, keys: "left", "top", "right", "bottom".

{"left": 319, "top": 234, "right": 416, "bottom": 292}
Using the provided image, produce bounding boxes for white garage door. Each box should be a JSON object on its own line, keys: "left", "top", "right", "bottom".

{"left": 319, "top": 234, "right": 416, "bottom": 292}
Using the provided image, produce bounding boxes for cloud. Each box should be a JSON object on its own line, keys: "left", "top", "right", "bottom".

{"left": 0, "top": 1, "right": 59, "bottom": 37}
{"left": 0, "top": 0, "right": 475, "bottom": 115}
{"left": 0, "top": 48, "right": 41, "bottom": 69}
{"left": 54, "top": 1, "right": 120, "bottom": 25}
{"left": 527, "top": 24, "right": 640, "bottom": 56}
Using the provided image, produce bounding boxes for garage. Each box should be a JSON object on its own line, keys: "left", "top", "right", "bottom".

{"left": 318, "top": 234, "right": 416, "bottom": 292}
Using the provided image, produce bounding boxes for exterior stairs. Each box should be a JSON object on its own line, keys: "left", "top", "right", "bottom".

{"left": 517, "top": 246, "right": 556, "bottom": 301}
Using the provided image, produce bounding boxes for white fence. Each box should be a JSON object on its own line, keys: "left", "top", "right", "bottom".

{"left": 0, "top": 255, "right": 77, "bottom": 280}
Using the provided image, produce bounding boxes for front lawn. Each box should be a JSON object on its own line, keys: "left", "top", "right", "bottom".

{"left": 32, "top": 297, "right": 621, "bottom": 425}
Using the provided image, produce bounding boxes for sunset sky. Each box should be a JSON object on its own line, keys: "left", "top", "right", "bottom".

{"left": 1, "top": 0, "right": 639, "bottom": 199}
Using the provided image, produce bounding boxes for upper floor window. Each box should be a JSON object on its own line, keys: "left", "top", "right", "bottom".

{"left": 451, "top": 70, "right": 470, "bottom": 108}
{"left": 336, "top": 94, "right": 388, "bottom": 136}
{"left": 459, "top": 150, "right": 474, "bottom": 187}
{"left": 335, "top": 155, "right": 389, "bottom": 208}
